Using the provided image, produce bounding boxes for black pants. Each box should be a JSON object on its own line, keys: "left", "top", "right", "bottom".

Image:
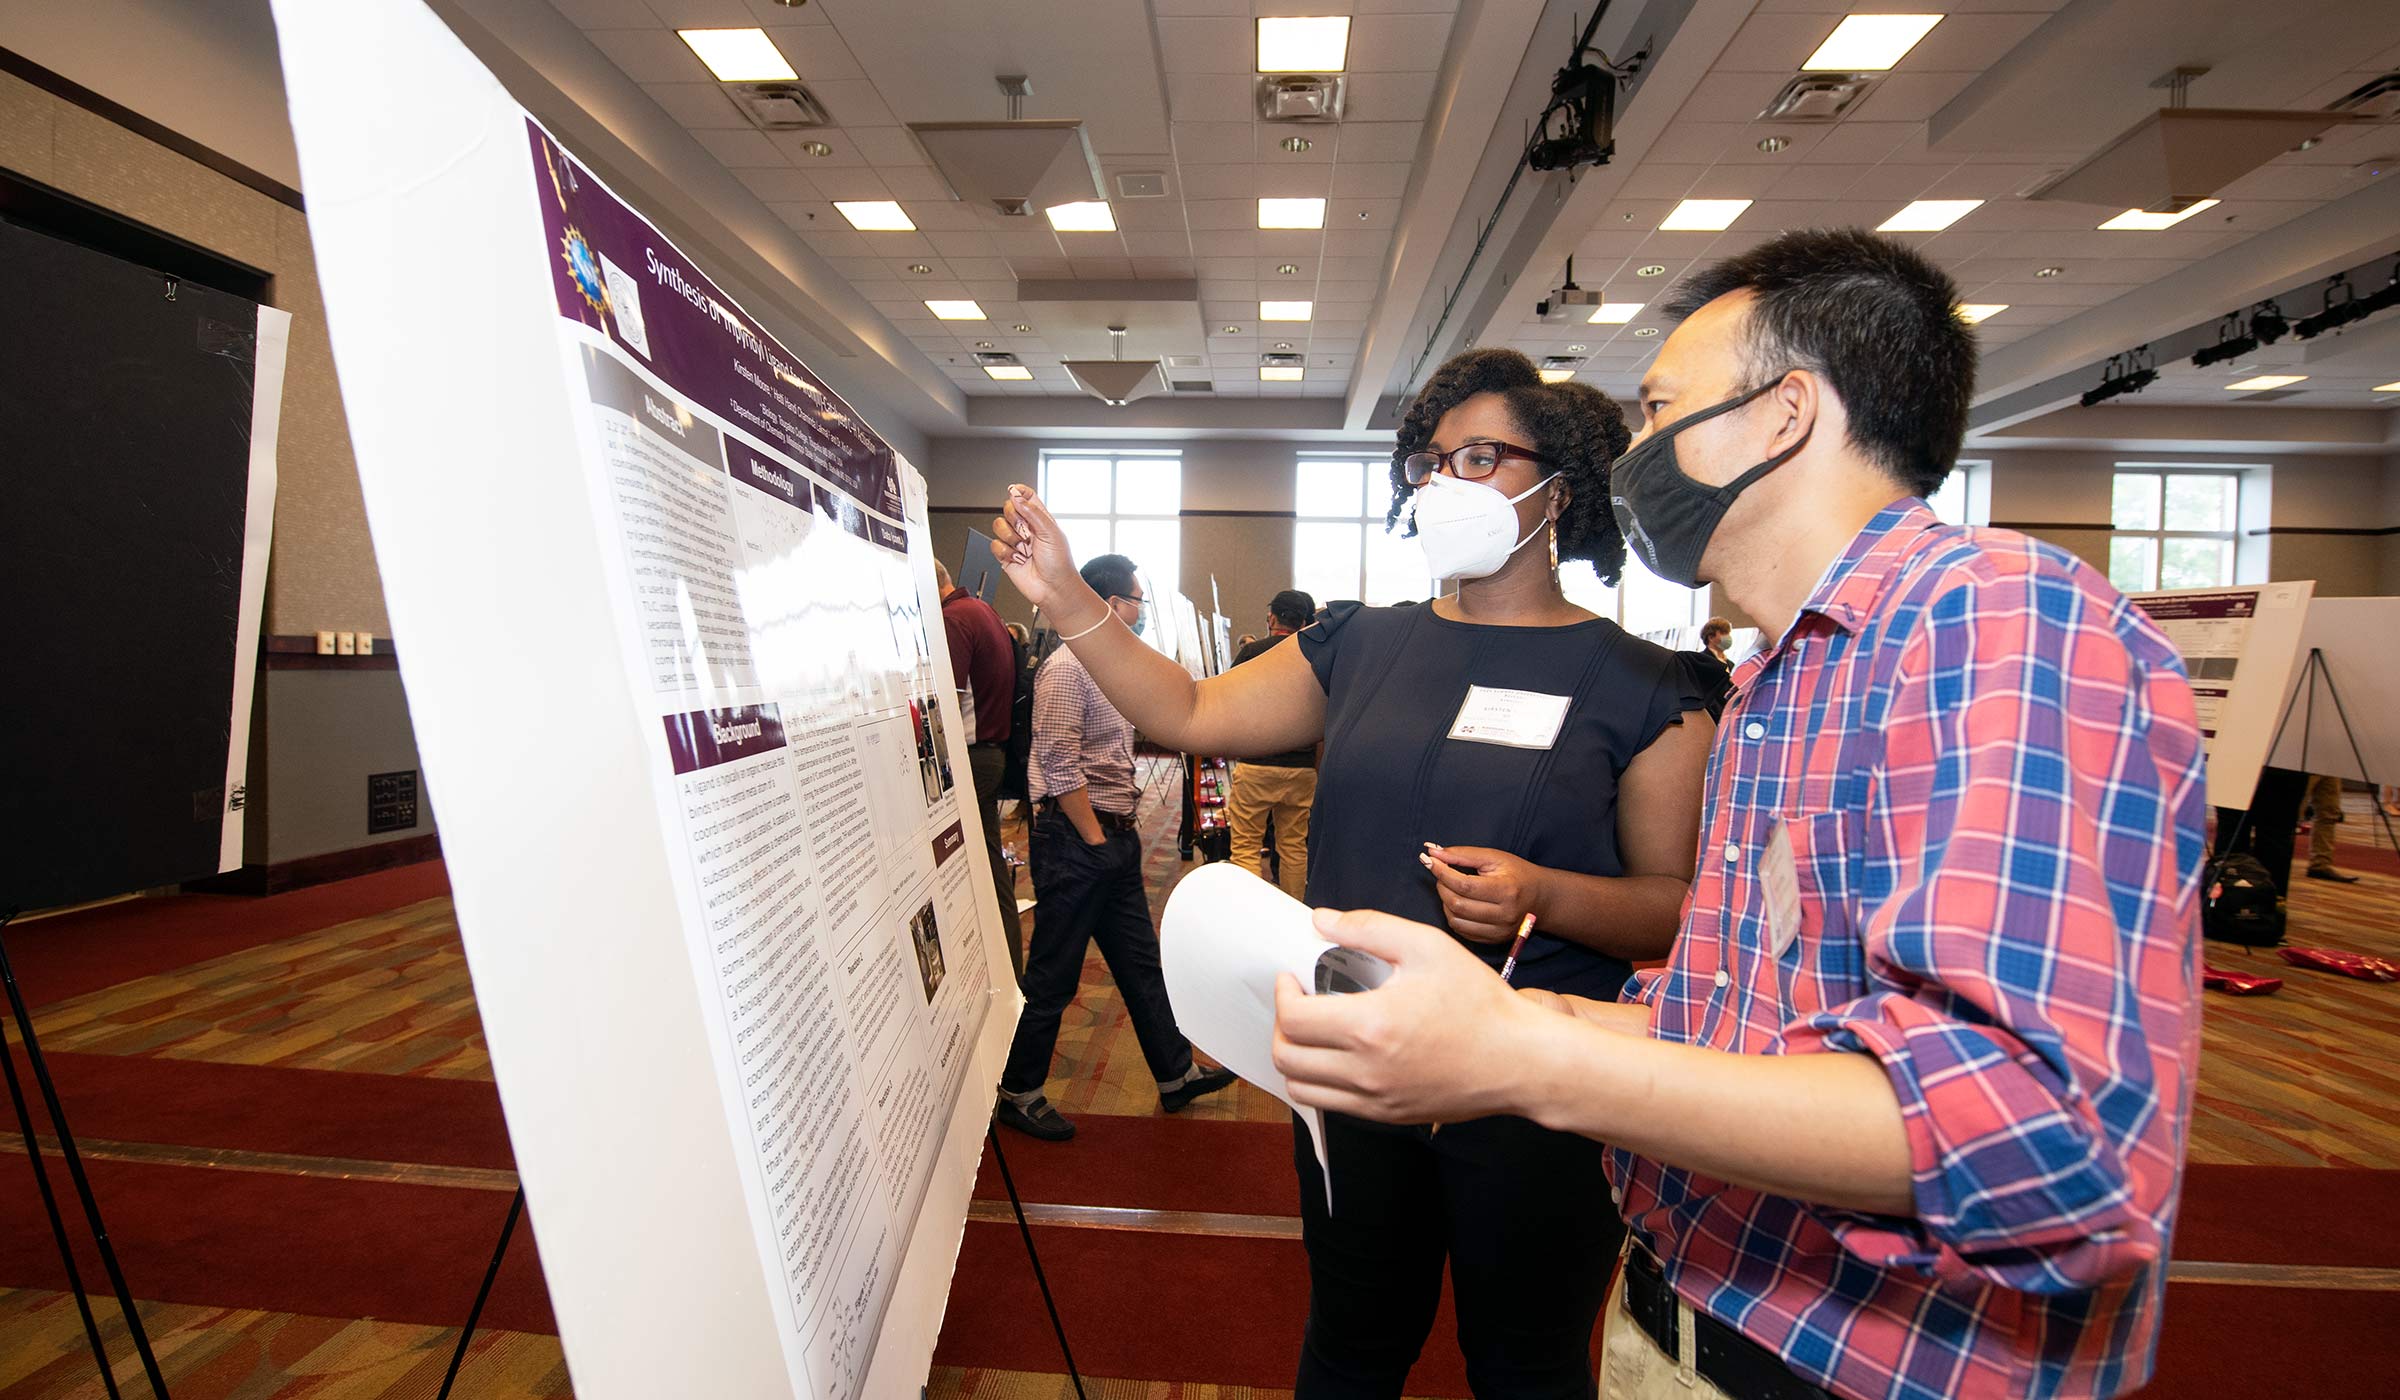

{"left": 2216, "top": 765, "right": 2309, "bottom": 896}
{"left": 1001, "top": 809, "right": 1193, "bottom": 1095}
{"left": 1292, "top": 1110, "right": 1624, "bottom": 1400}
{"left": 967, "top": 742, "right": 1025, "bottom": 979}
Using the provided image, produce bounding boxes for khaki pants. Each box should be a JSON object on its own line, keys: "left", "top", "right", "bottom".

{"left": 1599, "top": 1264, "right": 1737, "bottom": 1400}
{"left": 1228, "top": 762, "right": 1314, "bottom": 900}
{"left": 2308, "top": 773, "right": 2344, "bottom": 873}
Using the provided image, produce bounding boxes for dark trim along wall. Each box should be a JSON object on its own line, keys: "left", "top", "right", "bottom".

{"left": 0, "top": 47, "right": 304, "bottom": 210}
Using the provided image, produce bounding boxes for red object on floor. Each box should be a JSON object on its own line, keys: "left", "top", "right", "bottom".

{"left": 2202, "top": 964, "right": 2284, "bottom": 995}
{"left": 4, "top": 860, "right": 452, "bottom": 1007}
{"left": 0, "top": 1157, "right": 553, "bottom": 1333}
{"left": 2278, "top": 946, "right": 2400, "bottom": 982}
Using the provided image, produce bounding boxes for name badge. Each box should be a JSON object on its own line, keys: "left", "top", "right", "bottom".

{"left": 1446, "top": 685, "right": 1572, "bottom": 750}
{"left": 1762, "top": 820, "right": 1803, "bottom": 956}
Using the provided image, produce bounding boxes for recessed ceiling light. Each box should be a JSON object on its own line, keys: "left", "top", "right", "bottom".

{"left": 799, "top": 140, "right": 832, "bottom": 158}
{"left": 1274, "top": 341, "right": 1293, "bottom": 350}
{"left": 2226, "top": 374, "right": 2305, "bottom": 390}
{"left": 974, "top": 340, "right": 994, "bottom": 349}
{"left": 1878, "top": 199, "right": 1983, "bottom": 232}
{"left": 1801, "top": 14, "right": 1942, "bottom": 72}
{"left": 1013, "top": 323, "right": 1033, "bottom": 333}
{"left": 1566, "top": 343, "right": 1588, "bottom": 353}
{"left": 984, "top": 365, "right": 1033, "bottom": 381}
{"left": 1045, "top": 200, "right": 1116, "bottom": 232}
{"left": 2099, "top": 200, "right": 2219, "bottom": 231}
{"left": 925, "top": 299, "right": 985, "bottom": 320}
{"left": 1636, "top": 264, "right": 1668, "bottom": 278}
{"left": 1222, "top": 325, "right": 1242, "bottom": 334}
{"left": 1661, "top": 199, "right": 1751, "bottom": 231}
{"left": 1539, "top": 368, "right": 1575, "bottom": 383}
{"left": 1955, "top": 303, "right": 2007, "bottom": 323}
{"left": 677, "top": 28, "right": 798, "bottom": 82}
{"left": 1588, "top": 302, "right": 1644, "bottom": 324}
{"left": 834, "top": 200, "right": 914, "bottom": 232}
{"left": 1281, "top": 136, "right": 1313, "bottom": 154}
{"left": 1632, "top": 327, "right": 1659, "bottom": 337}
{"left": 1261, "top": 366, "right": 1306, "bottom": 382}
{"left": 1256, "top": 16, "right": 1350, "bottom": 74}
{"left": 1756, "top": 135, "right": 1791, "bottom": 154}
{"left": 1259, "top": 197, "right": 1327, "bottom": 229}
{"left": 2036, "top": 266, "right": 2064, "bottom": 278}
{"left": 1277, "top": 263, "right": 1300, "bottom": 275}
{"left": 907, "top": 263, "right": 933, "bottom": 274}
{"left": 2374, "top": 381, "right": 2400, "bottom": 393}
{"left": 1261, "top": 300, "right": 1313, "bottom": 321}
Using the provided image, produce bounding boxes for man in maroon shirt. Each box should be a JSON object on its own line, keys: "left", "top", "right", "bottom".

{"left": 937, "top": 558, "right": 1024, "bottom": 976}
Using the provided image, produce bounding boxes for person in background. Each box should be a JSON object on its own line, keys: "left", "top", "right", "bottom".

{"left": 936, "top": 559, "right": 1026, "bottom": 975}
{"left": 1005, "top": 621, "right": 1030, "bottom": 648}
{"left": 1273, "top": 229, "right": 2206, "bottom": 1400}
{"left": 991, "top": 351, "right": 1712, "bottom": 1398}
{"left": 995, "top": 553, "right": 1235, "bottom": 1141}
{"left": 2215, "top": 766, "right": 2310, "bottom": 897}
{"left": 1226, "top": 589, "right": 1319, "bottom": 899}
{"left": 1238, "top": 633, "right": 1259, "bottom": 649}
{"left": 1699, "top": 615, "right": 1734, "bottom": 668}
{"left": 2304, "top": 773, "right": 2360, "bottom": 883}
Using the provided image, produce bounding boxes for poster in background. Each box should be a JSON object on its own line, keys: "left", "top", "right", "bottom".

{"left": 2130, "top": 582, "right": 2312, "bottom": 811}
{"left": 273, "top": 3, "right": 1020, "bottom": 1396}
{"left": 2263, "top": 596, "right": 2400, "bottom": 785}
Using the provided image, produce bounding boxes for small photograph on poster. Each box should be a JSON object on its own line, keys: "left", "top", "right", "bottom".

{"left": 913, "top": 691, "right": 955, "bottom": 805}
{"left": 909, "top": 899, "right": 945, "bottom": 1002}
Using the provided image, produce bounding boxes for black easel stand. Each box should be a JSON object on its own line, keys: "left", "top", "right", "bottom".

{"left": 434, "top": 1184, "right": 525, "bottom": 1400}
{"left": 986, "top": 1125, "right": 1087, "bottom": 1400}
{"left": 2227, "top": 646, "right": 2400, "bottom": 870}
{"left": 0, "top": 909, "right": 172, "bottom": 1399}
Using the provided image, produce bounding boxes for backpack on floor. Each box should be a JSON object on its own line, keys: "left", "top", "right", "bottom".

{"left": 2202, "top": 852, "right": 2285, "bottom": 947}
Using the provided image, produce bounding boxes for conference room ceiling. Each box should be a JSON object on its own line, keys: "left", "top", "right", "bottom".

{"left": 532, "top": 0, "right": 2400, "bottom": 430}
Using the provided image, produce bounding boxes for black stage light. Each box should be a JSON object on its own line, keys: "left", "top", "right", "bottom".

{"left": 2191, "top": 314, "right": 2256, "bottom": 369}
{"left": 2080, "top": 346, "right": 2158, "bottom": 408}
{"left": 2294, "top": 274, "right": 2364, "bottom": 340}
{"left": 2249, "top": 300, "right": 2289, "bottom": 345}
{"left": 2351, "top": 261, "right": 2400, "bottom": 319}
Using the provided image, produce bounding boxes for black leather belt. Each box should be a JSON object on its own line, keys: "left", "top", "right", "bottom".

{"left": 1036, "top": 799, "right": 1137, "bottom": 834}
{"left": 1622, "top": 1247, "right": 1829, "bottom": 1400}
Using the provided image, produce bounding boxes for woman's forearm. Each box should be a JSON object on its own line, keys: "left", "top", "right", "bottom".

{"left": 1046, "top": 583, "right": 1208, "bottom": 748}
{"left": 1531, "top": 869, "right": 1690, "bottom": 961}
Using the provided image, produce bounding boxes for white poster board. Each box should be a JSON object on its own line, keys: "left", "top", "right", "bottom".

{"left": 272, "top": 4, "right": 1020, "bottom": 1397}
{"left": 1173, "top": 593, "right": 1210, "bottom": 681}
{"left": 2129, "top": 582, "right": 2312, "bottom": 811}
{"left": 2263, "top": 597, "right": 2400, "bottom": 785}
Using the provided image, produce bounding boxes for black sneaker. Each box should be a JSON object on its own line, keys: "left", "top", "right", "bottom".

{"left": 1160, "top": 1065, "right": 1238, "bottom": 1114}
{"left": 996, "top": 1094, "right": 1076, "bottom": 1141}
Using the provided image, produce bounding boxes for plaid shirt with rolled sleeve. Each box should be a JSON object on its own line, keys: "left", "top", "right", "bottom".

{"left": 1606, "top": 501, "right": 2207, "bottom": 1400}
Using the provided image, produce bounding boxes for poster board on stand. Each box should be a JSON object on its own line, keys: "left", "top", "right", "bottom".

{"left": 2129, "top": 582, "right": 2312, "bottom": 812}
{"left": 272, "top": 4, "right": 1021, "bottom": 1397}
{"left": 2263, "top": 596, "right": 2400, "bottom": 784}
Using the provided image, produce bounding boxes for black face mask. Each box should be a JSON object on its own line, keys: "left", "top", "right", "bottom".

{"left": 1609, "top": 377, "right": 1810, "bottom": 588}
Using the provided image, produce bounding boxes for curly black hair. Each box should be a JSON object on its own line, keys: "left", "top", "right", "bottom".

{"left": 1386, "top": 347, "right": 1635, "bottom": 585}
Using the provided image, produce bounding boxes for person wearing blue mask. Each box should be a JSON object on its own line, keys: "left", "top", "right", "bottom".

{"left": 989, "top": 352, "right": 1716, "bottom": 1397}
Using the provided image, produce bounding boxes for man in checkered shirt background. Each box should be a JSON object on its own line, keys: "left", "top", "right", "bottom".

{"left": 1272, "top": 229, "right": 2205, "bottom": 1400}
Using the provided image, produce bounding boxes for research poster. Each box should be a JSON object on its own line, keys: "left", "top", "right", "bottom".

{"left": 273, "top": 3, "right": 1017, "bottom": 1396}
{"left": 2130, "top": 582, "right": 2312, "bottom": 811}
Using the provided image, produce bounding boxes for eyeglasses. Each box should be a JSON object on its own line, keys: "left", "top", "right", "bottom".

{"left": 1401, "top": 439, "right": 1553, "bottom": 486}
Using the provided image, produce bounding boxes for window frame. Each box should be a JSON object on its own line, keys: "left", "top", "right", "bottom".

{"left": 1038, "top": 447, "right": 1184, "bottom": 600}
{"left": 2108, "top": 465, "right": 2246, "bottom": 593}
{"left": 1290, "top": 453, "right": 1430, "bottom": 607}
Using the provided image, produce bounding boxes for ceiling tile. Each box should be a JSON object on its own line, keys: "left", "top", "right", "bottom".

{"left": 770, "top": 130, "right": 867, "bottom": 165}
{"left": 644, "top": 0, "right": 758, "bottom": 25}
{"left": 1347, "top": 13, "right": 1455, "bottom": 71}
{"left": 1174, "top": 122, "right": 1260, "bottom": 164}
{"left": 1330, "top": 162, "right": 1411, "bottom": 198}
{"left": 991, "top": 230, "right": 1066, "bottom": 257}
{"left": 641, "top": 82, "right": 748, "bottom": 129}
{"left": 1811, "top": 123, "right": 1918, "bottom": 164}
{"left": 1180, "top": 165, "right": 1260, "bottom": 200}
{"left": 1119, "top": 198, "right": 1193, "bottom": 231}
{"left": 1169, "top": 73, "right": 1254, "bottom": 122}
{"left": 1258, "top": 163, "right": 1334, "bottom": 198}
{"left": 734, "top": 167, "right": 820, "bottom": 201}
{"left": 880, "top": 168, "right": 954, "bottom": 201}
{"left": 905, "top": 201, "right": 987, "bottom": 231}
{"left": 1335, "top": 122, "right": 1422, "bottom": 163}
{"left": 1672, "top": 71, "right": 1789, "bottom": 125}
{"left": 776, "top": 26, "right": 867, "bottom": 82}
{"left": 805, "top": 79, "right": 898, "bottom": 128}
{"left": 1124, "top": 231, "right": 1196, "bottom": 256}
{"left": 1071, "top": 257, "right": 1137, "bottom": 277}
{"left": 692, "top": 128, "right": 786, "bottom": 168}
{"left": 1158, "top": 16, "right": 1251, "bottom": 73}
{"left": 1617, "top": 164, "right": 1705, "bottom": 201}
{"left": 1712, "top": 12, "right": 1840, "bottom": 73}
{"left": 808, "top": 168, "right": 894, "bottom": 201}
{"left": 549, "top": 0, "right": 660, "bottom": 25}
{"left": 846, "top": 126, "right": 929, "bottom": 166}
{"left": 586, "top": 28, "right": 710, "bottom": 84}
{"left": 1132, "top": 257, "right": 1200, "bottom": 277}
{"left": 1342, "top": 71, "right": 1439, "bottom": 122}
{"left": 1188, "top": 198, "right": 1256, "bottom": 230}
{"left": 1848, "top": 71, "right": 1977, "bottom": 124}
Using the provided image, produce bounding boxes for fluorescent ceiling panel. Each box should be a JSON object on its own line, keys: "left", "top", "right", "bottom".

{"left": 2098, "top": 199, "right": 2218, "bottom": 230}
{"left": 1539, "top": 369, "right": 1575, "bottom": 383}
{"left": 1878, "top": 199, "right": 1982, "bottom": 232}
{"left": 834, "top": 200, "right": 916, "bottom": 231}
{"left": 1587, "top": 302, "right": 1644, "bottom": 324}
{"left": 926, "top": 300, "right": 986, "bottom": 320}
{"left": 1955, "top": 303, "right": 2007, "bottom": 323}
{"left": 677, "top": 29, "right": 797, "bottom": 83}
{"left": 1260, "top": 366, "right": 1305, "bottom": 381}
{"left": 2226, "top": 374, "right": 2305, "bottom": 390}
{"left": 1260, "top": 300, "right": 1313, "bottom": 321}
{"left": 1257, "top": 17, "right": 1351, "bottom": 73}
{"left": 983, "top": 365, "right": 1033, "bottom": 380}
{"left": 1258, "top": 197, "right": 1327, "bottom": 229}
{"left": 1660, "top": 199, "right": 1750, "bottom": 231}
{"left": 2375, "top": 381, "right": 2400, "bottom": 393}
{"left": 1045, "top": 201, "right": 1116, "bottom": 232}
{"left": 1801, "top": 14, "right": 1942, "bottom": 72}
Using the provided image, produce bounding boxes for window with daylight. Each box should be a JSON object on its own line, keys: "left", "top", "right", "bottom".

{"left": 1291, "top": 456, "right": 1433, "bottom": 607}
{"left": 1926, "top": 460, "right": 1986, "bottom": 526}
{"left": 1039, "top": 450, "right": 1183, "bottom": 606}
{"left": 2109, "top": 468, "right": 2242, "bottom": 593}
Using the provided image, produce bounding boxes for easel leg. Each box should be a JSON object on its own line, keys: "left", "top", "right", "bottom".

{"left": 2302, "top": 650, "right": 2400, "bottom": 864}
{"left": 986, "top": 1125, "right": 1087, "bottom": 1400}
{"left": 435, "top": 1185, "right": 525, "bottom": 1400}
{"left": 0, "top": 913, "right": 169, "bottom": 1399}
{"left": 0, "top": 991, "right": 123, "bottom": 1398}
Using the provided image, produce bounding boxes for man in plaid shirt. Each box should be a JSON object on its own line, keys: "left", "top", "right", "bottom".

{"left": 1272, "top": 229, "right": 2204, "bottom": 1400}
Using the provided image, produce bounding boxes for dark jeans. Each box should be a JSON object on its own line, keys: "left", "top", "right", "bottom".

{"left": 967, "top": 742, "right": 1024, "bottom": 979}
{"left": 1000, "top": 809, "right": 1194, "bottom": 1095}
{"left": 2216, "top": 764, "right": 2309, "bottom": 896}
{"left": 1293, "top": 1110, "right": 1624, "bottom": 1400}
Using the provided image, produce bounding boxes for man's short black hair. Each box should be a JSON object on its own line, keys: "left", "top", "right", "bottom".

{"left": 1081, "top": 553, "right": 1140, "bottom": 601}
{"left": 1269, "top": 589, "right": 1316, "bottom": 630}
{"left": 1662, "top": 228, "right": 1973, "bottom": 498}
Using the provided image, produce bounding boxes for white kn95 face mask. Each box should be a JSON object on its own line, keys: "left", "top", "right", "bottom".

{"left": 1408, "top": 471, "right": 1558, "bottom": 581}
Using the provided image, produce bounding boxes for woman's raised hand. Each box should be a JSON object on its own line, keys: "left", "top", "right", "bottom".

{"left": 990, "top": 484, "right": 1084, "bottom": 613}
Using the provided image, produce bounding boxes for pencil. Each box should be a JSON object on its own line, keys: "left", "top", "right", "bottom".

{"left": 1431, "top": 913, "right": 1538, "bottom": 1138}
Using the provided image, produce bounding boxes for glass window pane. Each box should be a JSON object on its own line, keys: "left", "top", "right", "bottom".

{"left": 1363, "top": 523, "right": 1431, "bottom": 606}
{"left": 1057, "top": 515, "right": 1113, "bottom": 570}
{"left": 1365, "top": 462, "right": 1399, "bottom": 522}
{"left": 2161, "top": 536, "right": 2231, "bottom": 590}
{"left": 1620, "top": 555, "right": 1699, "bottom": 638}
{"left": 2111, "top": 472, "right": 2160, "bottom": 530}
{"left": 2163, "top": 473, "right": 2233, "bottom": 532}
{"left": 1296, "top": 459, "right": 1367, "bottom": 518}
{"left": 1558, "top": 559, "right": 1619, "bottom": 620}
{"left": 1045, "top": 457, "right": 1112, "bottom": 515}
{"left": 1112, "top": 518, "right": 1181, "bottom": 599}
{"left": 1926, "top": 467, "right": 1969, "bottom": 525}
{"left": 1113, "top": 456, "right": 1181, "bottom": 517}
{"left": 1295, "top": 521, "right": 1364, "bottom": 608}
{"left": 2109, "top": 536, "right": 2158, "bottom": 593}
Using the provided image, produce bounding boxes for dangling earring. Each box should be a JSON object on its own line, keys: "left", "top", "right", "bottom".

{"left": 1547, "top": 516, "right": 1561, "bottom": 576}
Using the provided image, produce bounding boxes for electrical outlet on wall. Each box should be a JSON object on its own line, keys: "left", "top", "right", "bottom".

{"left": 357, "top": 632, "right": 375, "bottom": 655}
{"left": 316, "top": 631, "right": 337, "bottom": 655}
{"left": 336, "top": 631, "right": 357, "bottom": 655}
